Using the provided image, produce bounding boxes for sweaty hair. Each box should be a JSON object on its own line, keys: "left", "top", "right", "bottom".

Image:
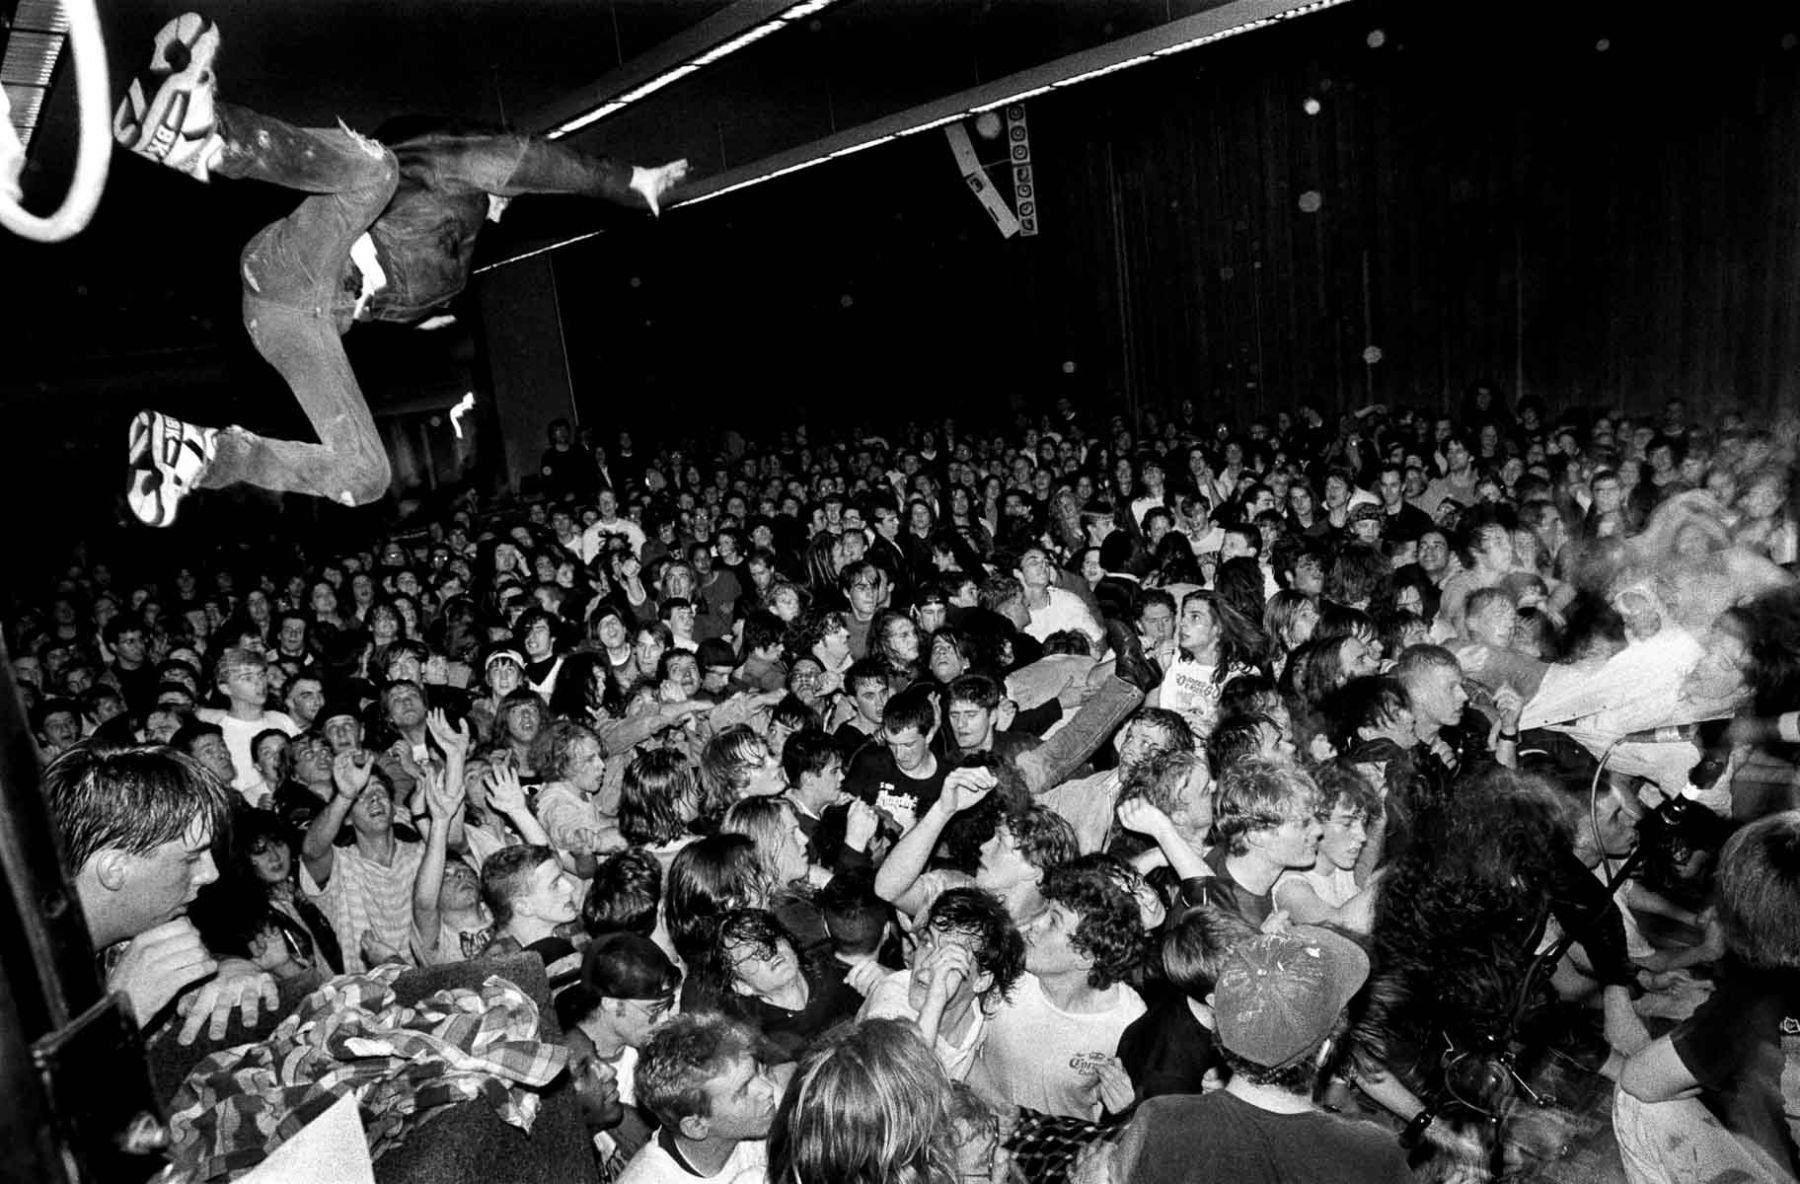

{"left": 666, "top": 833, "right": 768, "bottom": 965}
{"left": 700, "top": 726, "right": 774, "bottom": 807}
{"left": 1213, "top": 756, "right": 1322, "bottom": 858}
{"left": 44, "top": 744, "right": 234, "bottom": 871}
{"left": 530, "top": 718, "right": 602, "bottom": 784}
{"left": 781, "top": 727, "right": 842, "bottom": 788}
{"left": 922, "top": 887, "right": 1027, "bottom": 1006}
{"left": 621, "top": 748, "right": 699, "bottom": 847}
{"left": 1039, "top": 864, "right": 1145, "bottom": 989}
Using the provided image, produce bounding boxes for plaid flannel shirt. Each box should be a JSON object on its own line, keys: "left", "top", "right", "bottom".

{"left": 168, "top": 963, "right": 569, "bottom": 1182}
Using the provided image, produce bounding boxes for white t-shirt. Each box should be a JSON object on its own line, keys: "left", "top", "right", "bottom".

{"left": 1025, "top": 587, "right": 1105, "bottom": 645}
{"left": 1156, "top": 657, "right": 1250, "bottom": 739}
{"left": 858, "top": 969, "right": 988, "bottom": 1081}
{"left": 1274, "top": 864, "right": 1359, "bottom": 912}
{"left": 977, "top": 972, "right": 1146, "bottom": 1119}
{"left": 617, "top": 1131, "right": 766, "bottom": 1184}
{"left": 197, "top": 707, "right": 300, "bottom": 799}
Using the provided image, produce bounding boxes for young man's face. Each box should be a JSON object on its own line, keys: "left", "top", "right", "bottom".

{"left": 108, "top": 817, "right": 219, "bottom": 939}
{"left": 515, "top": 858, "right": 582, "bottom": 926}
{"left": 947, "top": 698, "right": 996, "bottom": 752}
{"left": 41, "top": 709, "right": 82, "bottom": 750}
{"left": 976, "top": 822, "right": 1036, "bottom": 891}
{"left": 882, "top": 724, "right": 932, "bottom": 773}
{"left": 693, "top": 1054, "right": 780, "bottom": 1142}
{"left": 190, "top": 734, "right": 237, "bottom": 783}
{"left": 851, "top": 678, "right": 891, "bottom": 726}
{"left": 1409, "top": 665, "right": 1468, "bottom": 731}
{"left": 221, "top": 663, "right": 268, "bottom": 708}
{"left": 1319, "top": 803, "right": 1369, "bottom": 871}
{"left": 385, "top": 684, "right": 427, "bottom": 730}
{"left": 1021, "top": 901, "right": 1089, "bottom": 978}
{"left": 1248, "top": 802, "right": 1325, "bottom": 870}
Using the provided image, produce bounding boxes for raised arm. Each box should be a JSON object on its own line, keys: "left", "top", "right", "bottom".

{"left": 303, "top": 750, "right": 373, "bottom": 885}
{"left": 426, "top": 709, "right": 473, "bottom": 852}
{"left": 485, "top": 765, "right": 552, "bottom": 847}
{"left": 874, "top": 766, "right": 995, "bottom": 917}
{"left": 1116, "top": 798, "right": 1208, "bottom": 883}
{"left": 412, "top": 767, "right": 466, "bottom": 956}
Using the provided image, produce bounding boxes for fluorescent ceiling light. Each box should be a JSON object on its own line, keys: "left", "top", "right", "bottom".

{"left": 676, "top": 0, "right": 1354, "bottom": 210}
{"left": 546, "top": 0, "right": 845, "bottom": 140}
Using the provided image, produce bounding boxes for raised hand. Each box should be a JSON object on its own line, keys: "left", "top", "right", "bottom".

{"left": 426, "top": 708, "right": 472, "bottom": 755}
{"left": 1116, "top": 796, "right": 1174, "bottom": 840}
{"left": 844, "top": 798, "right": 881, "bottom": 851}
{"left": 486, "top": 766, "right": 528, "bottom": 816}
{"left": 423, "top": 767, "right": 465, "bottom": 823}
{"left": 939, "top": 765, "right": 997, "bottom": 815}
{"left": 332, "top": 749, "right": 374, "bottom": 800}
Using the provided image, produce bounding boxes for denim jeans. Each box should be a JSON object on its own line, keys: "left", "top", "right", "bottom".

{"left": 1016, "top": 676, "right": 1145, "bottom": 796}
{"left": 199, "top": 103, "right": 398, "bottom": 504}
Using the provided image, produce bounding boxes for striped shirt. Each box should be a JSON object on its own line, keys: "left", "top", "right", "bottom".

{"left": 303, "top": 840, "right": 424, "bottom": 972}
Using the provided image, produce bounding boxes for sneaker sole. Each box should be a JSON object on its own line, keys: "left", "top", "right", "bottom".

{"left": 113, "top": 14, "right": 220, "bottom": 172}
{"left": 125, "top": 410, "right": 213, "bottom": 527}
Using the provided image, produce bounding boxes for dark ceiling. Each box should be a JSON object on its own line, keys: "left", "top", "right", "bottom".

{"left": 4, "top": 0, "right": 1263, "bottom": 382}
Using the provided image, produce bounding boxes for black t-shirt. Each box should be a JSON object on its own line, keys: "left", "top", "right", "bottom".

{"left": 843, "top": 746, "right": 948, "bottom": 833}
{"left": 1671, "top": 961, "right": 1800, "bottom": 1177}
{"left": 1124, "top": 1091, "right": 1414, "bottom": 1184}
{"left": 1381, "top": 501, "right": 1435, "bottom": 540}
{"left": 1117, "top": 995, "right": 1222, "bottom": 1104}
{"left": 1186, "top": 846, "right": 1275, "bottom": 929}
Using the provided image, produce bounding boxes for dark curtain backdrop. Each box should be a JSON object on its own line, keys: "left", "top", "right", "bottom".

{"left": 545, "top": 0, "right": 1800, "bottom": 436}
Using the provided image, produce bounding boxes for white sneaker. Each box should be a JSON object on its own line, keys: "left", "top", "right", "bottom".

{"left": 126, "top": 410, "right": 217, "bottom": 527}
{"left": 113, "top": 13, "right": 224, "bottom": 181}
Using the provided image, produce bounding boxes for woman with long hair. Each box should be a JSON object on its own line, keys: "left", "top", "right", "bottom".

{"left": 190, "top": 808, "right": 343, "bottom": 988}
{"left": 1148, "top": 590, "right": 1265, "bottom": 740}
{"left": 722, "top": 795, "right": 832, "bottom": 960}
{"left": 769, "top": 1019, "right": 960, "bottom": 1184}
{"left": 665, "top": 833, "right": 771, "bottom": 970}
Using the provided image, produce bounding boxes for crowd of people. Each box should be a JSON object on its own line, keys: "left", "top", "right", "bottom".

{"left": 19, "top": 385, "right": 1800, "bottom": 1184}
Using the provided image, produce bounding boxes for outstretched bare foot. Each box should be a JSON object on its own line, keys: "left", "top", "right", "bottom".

{"left": 630, "top": 158, "right": 689, "bottom": 217}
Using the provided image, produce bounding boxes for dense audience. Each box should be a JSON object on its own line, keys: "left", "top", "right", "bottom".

{"left": 23, "top": 390, "right": 1800, "bottom": 1183}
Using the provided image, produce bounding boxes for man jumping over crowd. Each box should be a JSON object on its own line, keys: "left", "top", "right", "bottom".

{"left": 112, "top": 13, "right": 687, "bottom": 525}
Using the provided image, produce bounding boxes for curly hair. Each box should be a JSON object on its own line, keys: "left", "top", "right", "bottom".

{"left": 922, "top": 887, "right": 1026, "bottom": 1007}
{"left": 1350, "top": 767, "right": 1577, "bottom": 1091}
{"left": 1039, "top": 864, "right": 1145, "bottom": 990}
{"left": 529, "top": 717, "right": 602, "bottom": 784}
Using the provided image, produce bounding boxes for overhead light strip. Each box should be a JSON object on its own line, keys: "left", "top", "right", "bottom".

{"left": 547, "top": 0, "right": 844, "bottom": 140}
{"left": 676, "top": 0, "right": 1354, "bottom": 209}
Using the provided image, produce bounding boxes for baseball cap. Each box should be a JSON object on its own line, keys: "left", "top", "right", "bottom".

{"left": 582, "top": 932, "right": 682, "bottom": 1002}
{"left": 1214, "top": 925, "right": 1370, "bottom": 1069}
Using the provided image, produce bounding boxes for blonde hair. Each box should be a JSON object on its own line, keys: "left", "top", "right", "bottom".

{"left": 769, "top": 1020, "right": 958, "bottom": 1184}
